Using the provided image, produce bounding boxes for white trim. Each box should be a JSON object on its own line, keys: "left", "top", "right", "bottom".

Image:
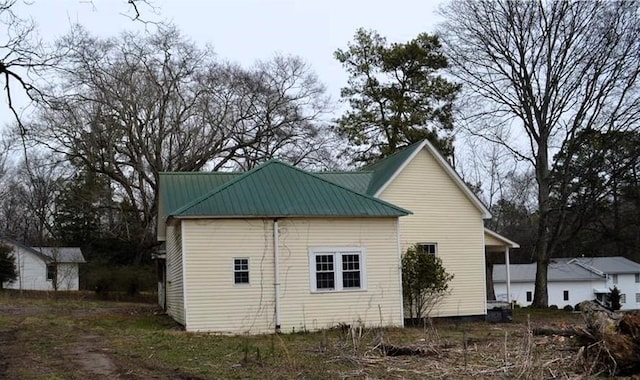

{"left": 308, "top": 247, "right": 367, "bottom": 293}
{"left": 481, "top": 220, "right": 488, "bottom": 313}
{"left": 232, "top": 257, "right": 250, "bottom": 286}
{"left": 180, "top": 220, "right": 189, "bottom": 328}
{"left": 484, "top": 228, "right": 520, "bottom": 248}
{"left": 374, "top": 140, "right": 492, "bottom": 219}
{"left": 396, "top": 219, "right": 404, "bottom": 326}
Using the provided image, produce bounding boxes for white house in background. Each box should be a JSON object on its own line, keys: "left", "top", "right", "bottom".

{"left": 494, "top": 256, "right": 640, "bottom": 310}
{"left": 0, "top": 238, "right": 86, "bottom": 291}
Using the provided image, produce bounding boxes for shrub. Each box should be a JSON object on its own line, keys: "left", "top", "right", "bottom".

{"left": 563, "top": 305, "right": 573, "bottom": 312}
{"left": 0, "top": 243, "right": 17, "bottom": 289}
{"left": 609, "top": 286, "right": 622, "bottom": 311}
{"left": 402, "top": 244, "right": 454, "bottom": 320}
{"left": 549, "top": 305, "right": 558, "bottom": 310}
{"left": 574, "top": 303, "right": 582, "bottom": 312}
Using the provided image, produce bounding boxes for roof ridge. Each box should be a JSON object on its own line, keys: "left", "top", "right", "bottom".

{"left": 159, "top": 171, "right": 241, "bottom": 176}
{"left": 172, "top": 159, "right": 411, "bottom": 217}
{"left": 361, "top": 139, "right": 426, "bottom": 171}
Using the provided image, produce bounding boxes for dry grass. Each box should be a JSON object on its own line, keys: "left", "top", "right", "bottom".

{"left": 0, "top": 292, "right": 613, "bottom": 379}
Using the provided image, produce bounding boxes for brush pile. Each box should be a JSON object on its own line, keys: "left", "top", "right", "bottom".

{"left": 577, "top": 301, "right": 640, "bottom": 376}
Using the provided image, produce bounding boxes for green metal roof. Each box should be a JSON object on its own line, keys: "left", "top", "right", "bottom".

{"left": 362, "top": 140, "right": 426, "bottom": 196}
{"left": 159, "top": 172, "right": 240, "bottom": 216}
{"left": 315, "top": 172, "right": 373, "bottom": 194}
{"left": 170, "top": 160, "right": 410, "bottom": 218}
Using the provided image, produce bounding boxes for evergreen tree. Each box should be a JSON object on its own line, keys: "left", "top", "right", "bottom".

{"left": 0, "top": 243, "right": 17, "bottom": 289}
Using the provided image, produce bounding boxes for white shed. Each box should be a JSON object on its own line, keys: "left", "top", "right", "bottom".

{"left": 1, "top": 239, "right": 85, "bottom": 291}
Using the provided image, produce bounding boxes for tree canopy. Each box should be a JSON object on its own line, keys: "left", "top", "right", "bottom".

{"left": 334, "top": 28, "right": 461, "bottom": 163}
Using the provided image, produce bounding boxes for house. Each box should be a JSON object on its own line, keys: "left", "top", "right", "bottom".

{"left": 494, "top": 256, "right": 640, "bottom": 310}
{"left": 0, "top": 238, "right": 85, "bottom": 291}
{"left": 157, "top": 140, "right": 513, "bottom": 333}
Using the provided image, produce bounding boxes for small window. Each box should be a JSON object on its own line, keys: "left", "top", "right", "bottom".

{"left": 46, "top": 264, "right": 56, "bottom": 281}
{"left": 612, "top": 274, "right": 618, "bottom": 284}
{"left": 526, "top": 291, "right": 532, "bottom": 302}
{"left": 620, "top": 293, "right": 627, "bottom": 304}
{"left": 635, "top": 273, "right": 640, "bottom": 283}
{"left": 309, "top": 248, "right": 365, "bottom": 292}
{"left": 563, "top": 290, "right": 569, "bottom": 301}
{"left": 418, "top": 243, "right": 437, "bottom": 255}
{"left": 636, "top": 293, "right": 640, "bottom": 303}
{"left": 233, "top": 258, "right": 249, "bottom": 284}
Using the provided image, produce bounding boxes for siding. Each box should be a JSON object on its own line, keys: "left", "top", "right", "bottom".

{"left": 378, "top": 148, "right": 487, "bottom": 317}
{"left": 5, "top": 247, "right": 49, "bottom": 290}
{"left": 166, "top": 222, "right": 185, "bottom": 325}
{"left": 494, "top": 279, "right": 608, "bottom": 308}
{"left": 181, "top": 217, "right": 403, "bottom": 333}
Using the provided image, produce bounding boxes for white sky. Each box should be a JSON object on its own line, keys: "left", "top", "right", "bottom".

{"left": 5, "top": 0, "right": 445, "bottom": 121}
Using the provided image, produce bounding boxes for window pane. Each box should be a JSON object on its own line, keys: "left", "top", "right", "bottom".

{"left": 234, "top": 272, "right": 249, "bottom": 284}
{"left": 316, "top": 255, "right": 334, "bottom": 271}
{"left": 342, "top": 254, "right": 360, "bottom": 271}
{"left": 316, "top": 272, "right": 335, "bottom": 289}
{"left": 343, "top": 271, "right": 361, "bottom": 288}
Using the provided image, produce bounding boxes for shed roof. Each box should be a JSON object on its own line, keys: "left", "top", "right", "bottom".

{"left": 493, "top": 258, "right": 607, "bottom": 283}
{"left": 170, "top": 160, "right": 411, "bottom": 218}
{"left": 34, "top": 247, "right": 86, "bottom": 263}
{"left": 573, "top": 256, "right": 640, "bottom": 275}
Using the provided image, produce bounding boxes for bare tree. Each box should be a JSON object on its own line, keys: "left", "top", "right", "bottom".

{"left": 29, "top": 26, "right": 332, "bottom": 262}
{"left": 440, "top": 0, "right": 640, "bottom": 306}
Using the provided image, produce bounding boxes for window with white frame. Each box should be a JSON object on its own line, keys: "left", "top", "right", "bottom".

{"left": 418, "top": 243, "right": 437, "bottom": 255}
{"left": 309, "top": 248, "right": 365, "bottom": 292}
{"left": 46, "top": 264, "right": 56, "bottom": 281}
{"left": 233, "top": 258, "right": 249, "bottom": 284}
{"left": 636, "top": 293, "right": 640, "bottom": 303}
{"left": 612, "top": 274, "right": 618, "bottom": 284}
{"left": 620, "top": 293, "right": 626, "bottom": 304}
{"left": 636, "top": 273, "right": 640, "bottom": 283}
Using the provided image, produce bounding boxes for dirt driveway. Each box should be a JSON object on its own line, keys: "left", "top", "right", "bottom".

{"left": 0, "top": 301, "right": 201, "bottom": 379}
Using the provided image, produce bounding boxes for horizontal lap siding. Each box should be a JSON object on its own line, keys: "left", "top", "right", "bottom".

{"left": 181, "top": 218, "right": 402, "bottom": 333}
{"left": 183, "top": 219, "right": 275, "bottom": 333}
{"left": 6, "top": 248, "right": 49, "bottom": 290}
{"left": 379, "top": 149, "right": 487, "bottom": 317}
{"left": 166, "top": 223, "right": 185, "bottom": 325}
{"left": 278, "top": 218, "right": 402, "bottom": 332}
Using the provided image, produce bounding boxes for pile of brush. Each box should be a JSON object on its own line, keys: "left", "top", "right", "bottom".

{"left": 577, "top": 301, "right": 640, "bottom": 376}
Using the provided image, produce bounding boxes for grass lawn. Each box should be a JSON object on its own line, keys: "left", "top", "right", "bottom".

{"left": 0, "top": 291, "right": 598, "bottom": 379}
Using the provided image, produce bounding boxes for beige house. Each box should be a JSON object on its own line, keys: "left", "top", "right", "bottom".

{"left": 157, "top": 140, "right": 513, "bottom": 333}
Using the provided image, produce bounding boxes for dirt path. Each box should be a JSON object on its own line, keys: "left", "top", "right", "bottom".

{"left": 70, "top": 334, "right": 120, "bottom": 378}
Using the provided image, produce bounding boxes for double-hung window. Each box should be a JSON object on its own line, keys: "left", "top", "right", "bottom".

{"left": 309, "top": 248, "right": 366, "bottom": 292}
{"left": 233, "top": 258, "right": 249, "bottom": 285}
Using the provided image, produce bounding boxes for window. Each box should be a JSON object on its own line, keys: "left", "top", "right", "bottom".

{"left": 635, "top": 273, "right": 640, "bottom": 283}
{"left": 309, "top": 248, "right": 365, "bottom": 292}
{"left": 620, "top": 293, "right": 627, "bottom": 304}
{"left": 612, "top": 274, "right": 618, "bottom": 284}
{"left": 636, "top": 293, "right": 640, "bottom": 303}
{"left": 563, "top": 290, "right": 569, "bottom": 301}
{"left": 233, "top": 258, "right": 249, "bottom": 284}
{"left": 46, "top": 264, "right": 56, "bottom": 281}
{"left": 418, "top": 243, "right": 437, "bottom": 255}
{"left": 526, "top": 291, "right": 532, "bottom": 302}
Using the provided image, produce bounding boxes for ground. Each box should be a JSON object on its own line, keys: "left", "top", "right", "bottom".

{"left": 0, "top": 291, "right": 620, "bottom": 379}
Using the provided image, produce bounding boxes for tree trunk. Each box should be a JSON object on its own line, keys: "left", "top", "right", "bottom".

{"left": 533, "top": 142, "right": 550, "bottom": 307}
{"left": 485, "top": 253, "right": 496, "bottom": 301}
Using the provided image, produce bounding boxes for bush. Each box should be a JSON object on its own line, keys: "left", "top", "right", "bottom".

{"left": 574, "top": 303, "right": 582, "bottom": 312}
{"left": 609, "top": 286, "right": 622, "bottom": 311}
{"left": 563, "top": 305, "right": 573, "bottom": 312}
{"left": 82, "top": 264, "right": 156, "bottom": 297}
{"left": 402, "top": 244, "right": 454, "bottom": 320}
{"left": 549, "top": 304, "right": 558, "bottom": 310}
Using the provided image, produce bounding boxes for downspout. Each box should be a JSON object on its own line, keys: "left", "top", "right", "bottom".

{"left": 505, "top": 247, "right": 511, "bottom": 307}
{"left": 273, "top": 219, "right": 281, "bottom": 332}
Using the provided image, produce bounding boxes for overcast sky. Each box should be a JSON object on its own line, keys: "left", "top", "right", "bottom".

{"left": 5, "top": 0, "right": 445, "bottom": 121}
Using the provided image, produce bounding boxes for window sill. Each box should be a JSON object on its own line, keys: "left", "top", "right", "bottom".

{"left": 310, "top": 288, "right": 367, "bottom": 294}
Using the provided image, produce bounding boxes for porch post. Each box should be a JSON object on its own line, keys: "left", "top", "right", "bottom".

{"left": 505, "top": 247, "right": 511, "bottom": 306}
